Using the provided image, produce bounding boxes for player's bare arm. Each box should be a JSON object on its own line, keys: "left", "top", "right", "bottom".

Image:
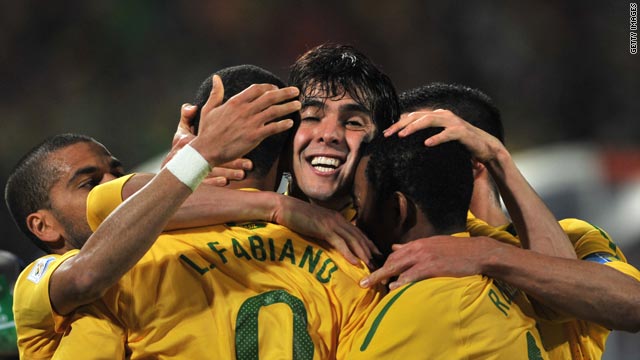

{"left": 50, "top": 75, "right": 298, "bottom": 315}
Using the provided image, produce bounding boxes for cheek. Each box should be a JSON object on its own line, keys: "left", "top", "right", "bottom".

{"left": 345, "top": 132, "right": 368, "bottom": 155}
{"left": 293, "top": 126, "right": 313, "bottom": 156}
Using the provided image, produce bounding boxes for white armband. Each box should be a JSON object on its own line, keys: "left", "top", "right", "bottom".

{"left": 164, "top": 144, "right": 211, "bottom": 191}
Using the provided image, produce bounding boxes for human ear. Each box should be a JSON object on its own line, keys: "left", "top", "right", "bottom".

{"left": 26, "top": 210, "right": 63, "bottom": 243}
{"left": 472, "top": 159, "right": 486, "bottom": 180}
{"left": 393, "top": 191, "right": 416, "bottom": 234}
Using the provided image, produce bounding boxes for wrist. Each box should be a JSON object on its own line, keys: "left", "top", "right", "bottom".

{"left": 481, "top": 239, "right": 516, "bottom": 278}
{"left": 164, "top": 144, "right": 212, "bottom": 191}
{"left": 269, "top": 193, "right": 287, "bottom": 224}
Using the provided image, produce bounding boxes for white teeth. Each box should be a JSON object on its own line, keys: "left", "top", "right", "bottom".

{"left": 314, "top": 166, "right": 335, "bottom": 173}
{"left": 311, "top": 156, "right": 341, "bottom": 168}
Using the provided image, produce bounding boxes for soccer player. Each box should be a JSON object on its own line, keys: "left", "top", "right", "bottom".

{"left": 125, "top": 43, "right": 401, "bottom": 266}
{"left": 6, "top": 78, "right": 301, "bottom": 358}
{"left": 287, "top": 43, "right": 400, "bottom": 216}
{"left": 53, "top": 65, "right": 383, "bottom": 359}
{"left": 364, "top": 83, "right": 640, "bottom": 358}
{"left": 347, "top": 127, "right": 548, "bottom": 359}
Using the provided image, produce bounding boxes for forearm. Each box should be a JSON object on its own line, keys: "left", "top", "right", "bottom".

{"left": 50, "top": 169, "right": 192, "bottom": 314}
{"left": 484, "top": 244, "right": 640, "bottom": 331}
{"left": 486, "top": 147, "right": 575, "bottom": 258}
{"left": 168, "top": 185, "right": 279, "bottom": 230}
{"left": 120, "top": 174, "right": 279, "bottom": 230}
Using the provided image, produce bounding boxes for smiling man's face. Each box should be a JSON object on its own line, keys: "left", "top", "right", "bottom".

{"left": 292, "top": 90, "right": 376, "bottom": 211}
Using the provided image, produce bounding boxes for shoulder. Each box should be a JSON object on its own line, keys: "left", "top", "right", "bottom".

{"left": 16, "top": 251, "right": 78, "bottom": 294}
{"left": 559, "top": 218, "right": 626, "bottom": 261}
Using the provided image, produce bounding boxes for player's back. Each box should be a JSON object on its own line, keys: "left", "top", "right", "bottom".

{"left": 103, "top": 221, "right": 382, "bottom": 359}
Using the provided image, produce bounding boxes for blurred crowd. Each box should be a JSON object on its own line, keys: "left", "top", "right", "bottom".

{"left": 0, "top": 2, "right": 638, "bottom": 358}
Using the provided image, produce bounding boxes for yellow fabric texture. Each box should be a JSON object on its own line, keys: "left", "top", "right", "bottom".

{"left": 348, "top": 232, "right": 548, "bottom": 360}
{"left": 469, "top": 213, "right": 640, "bottom": 360}
{"left": 85, "top": 173, "right": 135, "bottom": 231}
{"left": 13, "top": 250, "right": 79, "bottom": 359}
{"left": 61, "top": 179, "right": 384, "bottom": 359}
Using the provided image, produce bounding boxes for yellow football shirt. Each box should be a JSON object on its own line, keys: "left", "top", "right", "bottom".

{"left": 471, "top": 214, "right": 640, "bottom": 360}
{"left": 348, "top": 232, "right": 548, "bottom": 360}
{"left": 57, "top": 176, "right": 384, "bottom": 359}
{"left": 13, "top": 251, "right": 78, "bottom": 359}
{"left": 539, "top": 219, "right": 640, "bottom": 360}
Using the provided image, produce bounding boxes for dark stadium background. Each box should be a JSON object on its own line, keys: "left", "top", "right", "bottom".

{"left": 1, "top": 1, "right": 638, "bottom": 358}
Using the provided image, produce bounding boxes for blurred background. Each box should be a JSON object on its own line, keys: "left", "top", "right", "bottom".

{"left": 0, "top": 1, "right": 638, "bottom": 358}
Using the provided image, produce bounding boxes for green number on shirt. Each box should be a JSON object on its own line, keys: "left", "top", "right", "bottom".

{"left": 235, "top": 290, "right": 314, "bottom": 359}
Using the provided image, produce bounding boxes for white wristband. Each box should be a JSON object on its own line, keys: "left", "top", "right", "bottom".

{"left": 164, "top": 144, "right": 212, "bottom": 191}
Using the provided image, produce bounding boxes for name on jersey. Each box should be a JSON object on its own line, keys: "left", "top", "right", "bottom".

{"left": 179, "top": 235, "right": 339, "bottom": 283}
{"left": 488, "top": 279, "right": 519, "bottom": 317}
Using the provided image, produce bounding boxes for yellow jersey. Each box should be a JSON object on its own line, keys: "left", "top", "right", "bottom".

{"left": 57, "top": 176, "right": 384, "bottom": 359}
{"left": 13, "top": 251, "right": 77, "bottom": 359}
{"left": 470, "top": 214, "right": 640, "bottom": 360}
{"left": 538, "top": 219, "right": 640, "bottom": 360}
{"left": 348, "top": 232, "right": 548, "bottom": 360}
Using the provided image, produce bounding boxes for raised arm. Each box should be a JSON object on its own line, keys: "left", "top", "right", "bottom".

{"left": 395, "top": 110, "right": 575, "bottom": 257}
{"left": 49, "top": 76, "right": 300, "bottom": 315}
{"left": 368, "top": 111, "right": 640, "bottom": 331}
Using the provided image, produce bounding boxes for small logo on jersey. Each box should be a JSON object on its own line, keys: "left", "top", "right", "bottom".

{"left": 584, "top": 252, "right": 616, "bottom": 264}
{"left": 27, "top": 257, "right": 56, "bottom": 284}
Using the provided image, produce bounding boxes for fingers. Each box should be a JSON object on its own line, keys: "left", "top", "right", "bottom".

{"left": 200, "top": 75, "right": 225, "bottom": 117}
{"left": 179, "top": 103, "right": 198, "bottom": 130}
{"left": 257, "top": 118, "right": 295, "bottom": 139}
{"left": 252, "top": 86, "right": 300, "bottom": 113}
{"left": 423, "top": 129, "right": 459, "bottom": 147}
{"left": 209, "top": 168, "right": 245, "bottom": 181}
{"left": 230, "top": 84, "right": 298, "bottom": 108}
{"left": 339, "top": 227, "right": 373, "bottom": 269}
{"left": 202, "top": 176, "right": 228, "bottom": 187}
{"left": 259, "top": 100, "right": 302, "bottom": 124}
{"left": 359, "top": 264, "right": 397, "bottom": 288}
{"left": 346, "top": 227, "right": 377, "bottom": 267}
{"left": 383, "top": 112, "right": 418, "bottom": 137}
{"left": 222, "top": 158, "right": 253, "bottom": 171}
{"left": 397, "top": 112, "right": 448, "bottom": 137}
{"left": 388, "top": 270, "right": 418, "bottom": 291}
{"left": 326, "top": 233, "right": 361, "bottom": 267}
{"left": 360, "top": 240, "right": 429, "bottom": 288}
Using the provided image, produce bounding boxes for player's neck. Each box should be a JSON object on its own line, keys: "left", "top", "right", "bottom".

{"left": 470, "top": 181, "right": 509, "bottom": 227}
{"left": 227, "top": 164, "right": 279, "bottom": 192}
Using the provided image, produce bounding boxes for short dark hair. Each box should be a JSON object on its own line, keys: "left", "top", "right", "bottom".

{"left": 289, "top": 43, "right": 400, "bottom": 134}
{"left": 366, "top": 128, "right": 473, "bottom": 233}
{"left": 192, "top": 64, "right": 299, "bottom": 177}
{"left": 5, "top": 133, "right": 96, "bottom": 252}
{"left": 400, "top": 83, "right": 504, "bottom": 143}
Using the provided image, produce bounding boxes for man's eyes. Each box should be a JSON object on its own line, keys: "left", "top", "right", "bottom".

{"left": 301, "top": 116, "right": 320, "bottom": 122}
{"left": 79, "top": 178, "right": 100, "bottom": 189}
{"left": 345, "top": 118, "right": 365, "bottom": 128}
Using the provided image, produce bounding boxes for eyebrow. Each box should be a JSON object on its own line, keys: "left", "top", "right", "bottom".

{"left": 339, "top": 103, "right": 369, "bottom": 114}
{"left": 301, "top": 99, "right": 325, "bottom": 109}
{"left": 301, "top": 99, "right": 370, "bottom": 115}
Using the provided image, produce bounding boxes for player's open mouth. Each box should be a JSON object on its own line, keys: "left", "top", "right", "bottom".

{"left": 309, "top": 156, "right": 343, "bottom": 174}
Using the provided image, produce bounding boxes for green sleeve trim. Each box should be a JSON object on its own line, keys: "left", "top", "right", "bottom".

{"left": 359, "top": 282, "right": 417, "bottom": 351}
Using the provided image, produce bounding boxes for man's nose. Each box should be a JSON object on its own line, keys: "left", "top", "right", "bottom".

{"left": 317, "top": 116, "right": 344, "bottom": 144}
